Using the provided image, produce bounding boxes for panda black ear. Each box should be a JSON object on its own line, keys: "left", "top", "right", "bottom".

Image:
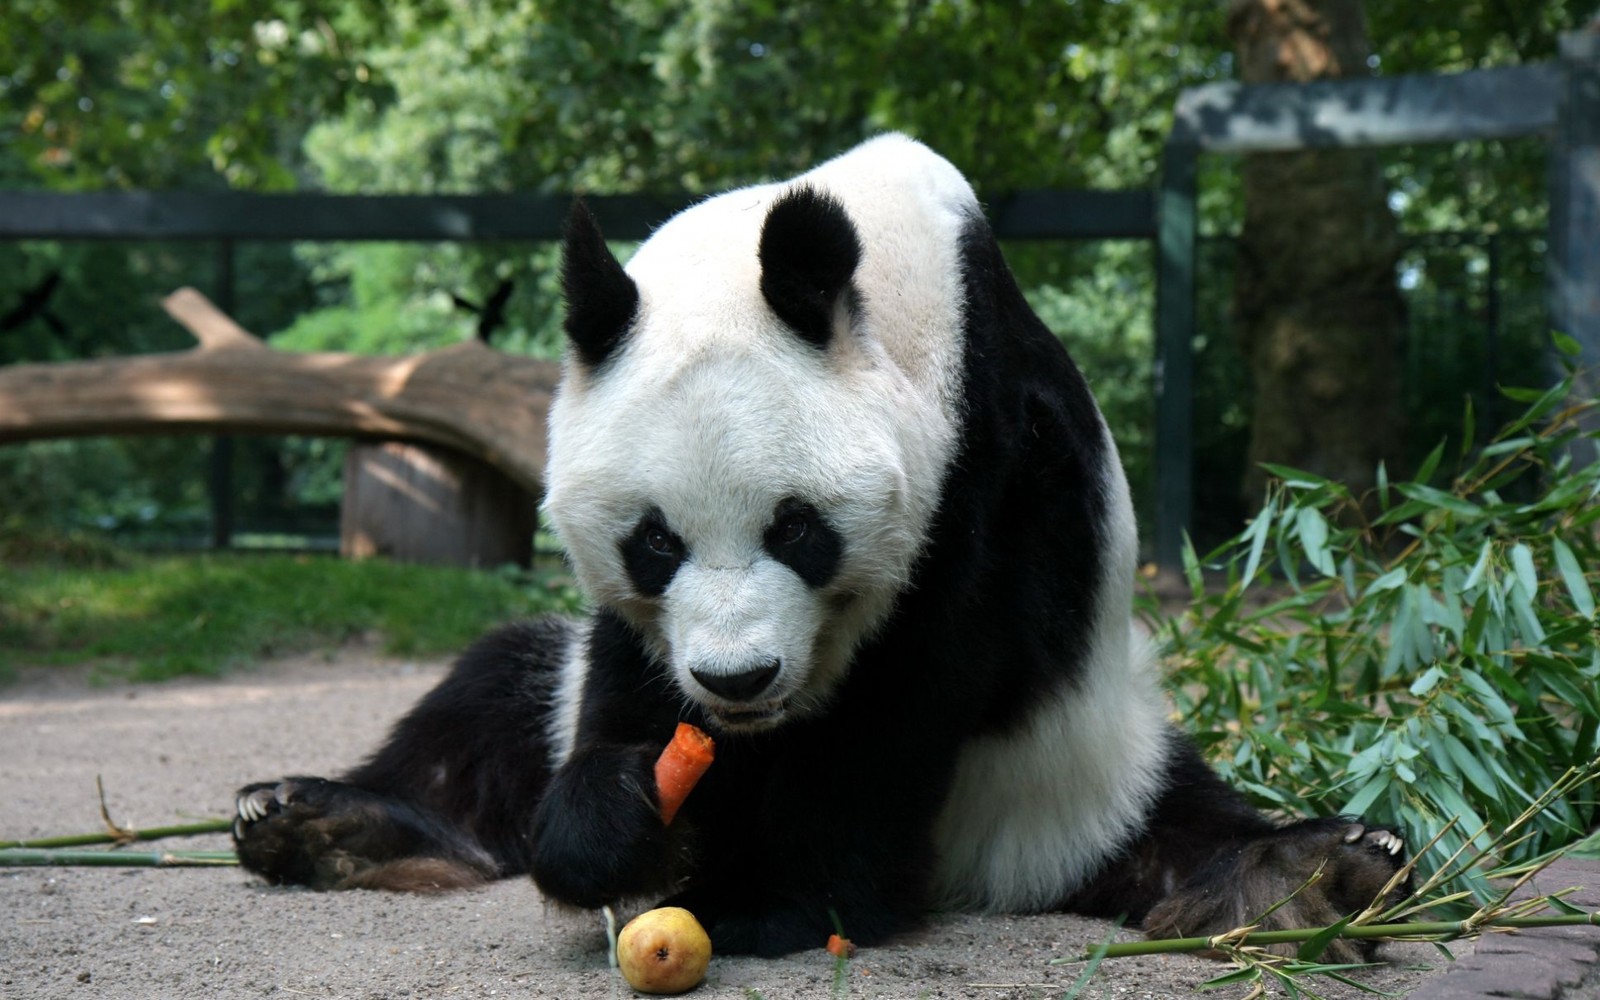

{"left": 561, "top": 199, "right": 640, "bottom": 368}
{"left": 758, "top": 186, "right": 862, "bottom": 349}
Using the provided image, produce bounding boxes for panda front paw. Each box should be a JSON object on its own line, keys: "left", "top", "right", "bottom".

{"left": 529, "top": 744, "right": 679, "bottom": 909}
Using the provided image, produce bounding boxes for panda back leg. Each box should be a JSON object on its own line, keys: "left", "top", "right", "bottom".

{"left": 1142, "top": 816, "right": 1408, "bottom": 963}
{"left": 232, "top": 618, "right": 576, "bottom": 891}
{"left": 1069, "top": 731, "right": 1409, "bottom": 962}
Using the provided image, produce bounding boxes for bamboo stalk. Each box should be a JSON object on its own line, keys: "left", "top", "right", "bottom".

{"left": 1055, "top": 912, "right": 1600, "bottom": 963}
{"left": 0, "top": 848, "right": 238, "bottom": 867}
{"left": 0, "top": 818, "right": 234, "bottom": 850}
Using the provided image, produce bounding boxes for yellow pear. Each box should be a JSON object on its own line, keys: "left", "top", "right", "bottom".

{"left": 616, "top": 906, "right": 712, "bottom": 994}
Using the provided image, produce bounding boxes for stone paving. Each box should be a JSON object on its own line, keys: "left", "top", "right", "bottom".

{"left": 1409, "top": 858, "right": 1600, "bottom": 1000}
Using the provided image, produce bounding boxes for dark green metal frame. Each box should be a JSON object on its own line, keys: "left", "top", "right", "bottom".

{"left": 1154, "top": 45, "right": 1597, "bottom": 569}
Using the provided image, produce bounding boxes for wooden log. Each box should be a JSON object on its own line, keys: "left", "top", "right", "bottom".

{"left": 0, "top": 288, "right": 560, "bottom": 495}
{"left": 341, "top": 442, "right": 536, "bottom": 568}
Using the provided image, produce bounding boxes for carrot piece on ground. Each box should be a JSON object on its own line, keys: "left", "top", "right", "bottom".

{"left": 826, "top": 933, "right": 855, "bottom": 958}
{"left": 655, "top": 722, "right": 715, "bottom": 824}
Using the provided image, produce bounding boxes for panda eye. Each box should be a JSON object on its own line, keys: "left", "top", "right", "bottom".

{"left": 645, "top": 527, "right": 678, "bottom": 556}
{"left": 774, "top": 513, "right": 809, "bottom": 546}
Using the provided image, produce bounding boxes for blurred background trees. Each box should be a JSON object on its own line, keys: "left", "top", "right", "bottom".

{"left": 2, "top": 0, "right": 1595, "bottom": 551}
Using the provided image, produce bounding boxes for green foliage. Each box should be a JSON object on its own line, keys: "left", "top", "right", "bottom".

{"left": 0, "top": 552, "right": 581, "bottom": 682}
{"left": 6, "top": 0, "right": 1599, "bottom": 554}
{"left": 1156, "top": 371, "right": 1600, "bottom": 905}
{"left": 1, "top": 0, "right": 384, "bottom": 190}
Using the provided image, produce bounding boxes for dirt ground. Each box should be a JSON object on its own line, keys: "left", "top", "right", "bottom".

{"left": 0, "top": 648, "right": 1457, "bottom": 999}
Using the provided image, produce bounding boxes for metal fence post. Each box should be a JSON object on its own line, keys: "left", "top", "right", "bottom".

{"left": 209, "top": 238, "right": 236, "bottom": 550}
{"left": 1551, "top": 31, "right": 1600, "bottom": 411}
{"left": 1154, "top": 142, "right": 1198, "bottom": 572}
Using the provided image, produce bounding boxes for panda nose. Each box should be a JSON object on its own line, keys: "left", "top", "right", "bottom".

{"left": 691, "top": 660, "right": 781, "bottom": 702}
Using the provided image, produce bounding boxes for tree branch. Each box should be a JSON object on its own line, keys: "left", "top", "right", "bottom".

{"left": 0, "top": 287, "right": 560, "bottom": 494}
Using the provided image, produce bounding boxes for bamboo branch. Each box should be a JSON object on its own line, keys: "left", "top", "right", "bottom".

{"left": 1055, "top": 912, "right": 1600, "bottom": 963}
{"left": 0, "top": 848, "right": 238, "bottom": 867}
{"left": 0, "top": 818, "right": 234, "bottom": 850}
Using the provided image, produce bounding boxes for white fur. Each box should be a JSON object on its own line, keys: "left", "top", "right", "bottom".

{"left": 543, "top": 135, "right": 973, "bottom": 728}
{"left": 932, "top": 424, "right": 1166, "bottom": 911}
{"left": 548, "top": 618, "right": 594, "bottom": 767}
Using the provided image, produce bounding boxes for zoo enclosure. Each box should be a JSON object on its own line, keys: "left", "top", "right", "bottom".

{"left": 1155, "top": 31, "right": 1600, "bottom": 567}
{"left": 1, "top": 33, "right": 1594, "bottom": 563}
{"left": 0, "top": 187, "right": 1157, "bottom": 551}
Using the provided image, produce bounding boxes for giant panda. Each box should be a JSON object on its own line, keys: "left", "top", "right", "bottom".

{"left": 232, "top": 134, "right": 1406, "bottom": 959}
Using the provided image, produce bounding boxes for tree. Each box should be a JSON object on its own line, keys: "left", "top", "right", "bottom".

{"left": 1226, "top": 0, "right": 1409, "bottom": 505}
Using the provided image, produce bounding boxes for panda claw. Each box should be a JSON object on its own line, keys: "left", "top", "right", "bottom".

{"left": 236, "top": 787, "right": 279, "bottom": 825}
{"left": 1342, "top": 823, "right": 1365, "bottom": 843}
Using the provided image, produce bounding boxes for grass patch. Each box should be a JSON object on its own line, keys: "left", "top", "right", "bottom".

{"left": 0, "top": 551, "right": 582, "bottom": 681}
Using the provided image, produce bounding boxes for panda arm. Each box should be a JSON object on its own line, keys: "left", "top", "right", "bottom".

{"left": 528, "top": 611, "right": 694, "bottom": 908}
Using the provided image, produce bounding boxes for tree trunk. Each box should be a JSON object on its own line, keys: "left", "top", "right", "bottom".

{"left": 1227, "top": 0, "right": 1407, "bottom": 506}
{"left": 0, "top": 288, "right": 559, "bottom": 496}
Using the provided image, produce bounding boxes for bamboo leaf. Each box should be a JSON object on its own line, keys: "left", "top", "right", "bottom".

{"left": 1409, "top": 665, "right": 1445, "bottom": 697}
{"left": 1297, "top": 506, "right": 1335, "bottom": 577}
{"left": 1260, "top": 463, "right": 1332, "bottom": 489}
{"left": 1060, "top": 922, "right": 1123, "bottom": 999}
{"left": 1439, "top": 734, "right": 1502, "bottom": 802}
{"left": 1201, "top": 966, "right": 1262, "bottom": 989}
{"left": 1394, "top": 483, "right": 1480, "bottom": 517}
{"left": 1415, "top": 440, "right": 1447, "bottom": 486}
{"left": 1342, "top": 773, "right": 1390, "bottom": 818}
{"left": 1511, "top": 543, "right": 1539, "bottom": 600}
{"left": 1462, "top": 540, "right": 1494, "bottom": 593}
{"left": 1297, "top": 914, "right": 1352, "bottom": 961}
{"left": 1242, "top": 500, "right": 1274, "bottom": 589}
{"left": 1367, "top": 567, "right": 1408, "bottom": 597}
{"left": 1552, "top": 538, "right": 1596, "bottom": 619}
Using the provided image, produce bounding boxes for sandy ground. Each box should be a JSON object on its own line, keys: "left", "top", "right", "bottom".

{"left": 0, "top": 648, "right": 1457, "bottom": 999}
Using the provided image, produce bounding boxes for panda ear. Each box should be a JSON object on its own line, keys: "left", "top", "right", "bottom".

{"left": 758, "top": 186, "right": 863, "bottom": 349}
{"left": 561, "top": 199, "right": 640, "bottom": 367}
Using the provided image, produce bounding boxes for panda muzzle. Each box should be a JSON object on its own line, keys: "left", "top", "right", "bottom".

{"left": 689, "top": 659, "right": 782, "bottom": 702}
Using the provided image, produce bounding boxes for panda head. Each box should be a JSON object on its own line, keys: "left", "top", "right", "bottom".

{"left": 543, "top": 178, "right": 955, "bottom": 734}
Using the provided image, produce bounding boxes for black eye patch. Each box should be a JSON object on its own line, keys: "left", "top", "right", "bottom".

{"left": 619, "top": 508, "right": 686, "bottom": 597}
{"left": 763, "top": 499, "right": 842, "bottom": 588}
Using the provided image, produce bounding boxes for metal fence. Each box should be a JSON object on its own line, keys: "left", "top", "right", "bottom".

{"left": 1185, "top": 229, "right": 1551, "bottom": 548}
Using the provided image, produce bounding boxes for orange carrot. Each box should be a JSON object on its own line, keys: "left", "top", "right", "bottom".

{"left": 655, "top": 722, "right": 715, "bottom": 824}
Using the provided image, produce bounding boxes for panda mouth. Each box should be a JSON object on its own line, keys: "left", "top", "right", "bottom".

{"left": 709, "top": 701, "right": 787, "bottom": 731}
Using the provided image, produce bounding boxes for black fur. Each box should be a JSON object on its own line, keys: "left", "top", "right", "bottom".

{"left": 233, "top": 171, "right": 1406, "bottom": 959}
{"left": 757, "top": 186, "right": 862, "bottom": 348}
{"left": 618, "top": 507, "right": 686, "bottom": 597}
{"left": 761, "top": 498, "right": 842, "bottom": 588}
{"left": 561, "top": 199, "right": 639, "bottom": 367}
